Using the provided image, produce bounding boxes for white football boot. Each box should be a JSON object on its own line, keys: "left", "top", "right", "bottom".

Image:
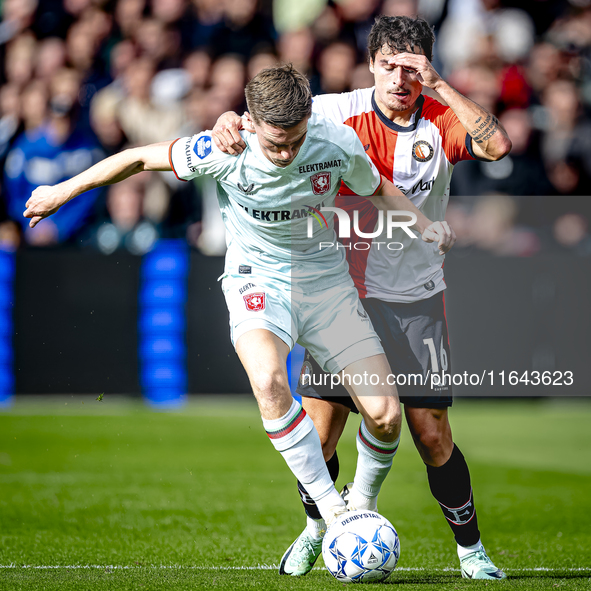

{"left": 279, "top": 527, "right": 324, "bottom": 576}
{"left": 459, "top": 546, "right": 507, "bottom": 580}
{"left": 279, "top": 505, "right": 348, "bottom": 576}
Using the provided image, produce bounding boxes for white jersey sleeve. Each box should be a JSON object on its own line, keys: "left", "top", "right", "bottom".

{"left": 312, "top": 94, "right": 348, "bottom": 124}
{"left": 340, "top": 128, "right": 381, "bottom": 197}
{"left": 169, "top": 132, "right": 235, "bottom": 181}
{"left": 312, "top": 88, "right": 374, "bottom": 126}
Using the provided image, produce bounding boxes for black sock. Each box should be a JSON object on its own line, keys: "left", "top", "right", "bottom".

{"left": 426, "top": 444, "right": 480, "bottom": 547}
{"left": 297, "top": 451, "right": 340, "bottom": 520}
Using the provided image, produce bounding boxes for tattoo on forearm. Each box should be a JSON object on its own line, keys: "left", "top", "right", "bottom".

{"left": 471, "top": 114, "right": 491, "bottom": 134}
{"left": 470, "top": 114, "right": 499, "bottom": 144}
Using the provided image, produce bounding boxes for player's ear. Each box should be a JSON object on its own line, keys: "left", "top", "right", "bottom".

{"left": 369, "top": 59, "right": 375, "bottom": 74}
{"left": 243, "top": 112, "right": 255, "bottom": 133}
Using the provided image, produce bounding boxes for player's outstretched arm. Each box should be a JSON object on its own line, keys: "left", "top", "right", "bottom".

{"left": 24, "top": 141, "right": 174, "bottom": 228}
{"left": 370, "top": 178, "right": 456, "bottom": 254}
{"left": 212, "top": 111, "right": 247, "bottom": 155}
{"left": 388, "top": 53, "right": 512, "bottom": 161}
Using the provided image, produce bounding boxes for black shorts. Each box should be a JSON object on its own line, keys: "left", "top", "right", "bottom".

{"left": 296, "top": 292, "right": 453, "bottom": 413}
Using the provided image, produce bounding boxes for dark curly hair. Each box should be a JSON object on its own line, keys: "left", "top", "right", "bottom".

{"left": 367, "top": 15, "right": 435, "bottom": 62}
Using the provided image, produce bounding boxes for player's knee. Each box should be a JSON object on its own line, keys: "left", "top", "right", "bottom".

{"left": 415, "top": 427, "right": 452, "bottom": 466}
{"left": 371, "top": 404, "right": 402, "bottom": 439}
{"left": 251, "top": 369, "right": 289, "bottom": 401}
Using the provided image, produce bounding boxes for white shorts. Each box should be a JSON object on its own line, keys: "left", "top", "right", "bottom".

{"left": 222, "top": 274, "right": 383, "bottom": 374}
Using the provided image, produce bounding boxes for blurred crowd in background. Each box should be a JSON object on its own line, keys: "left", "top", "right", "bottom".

{"left": 0, "top": 0, "right": 589, "bottom": 257}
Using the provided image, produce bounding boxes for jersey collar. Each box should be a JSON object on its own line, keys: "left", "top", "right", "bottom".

{"left": 371, "top": 91, "right": 424, "bottom": 133}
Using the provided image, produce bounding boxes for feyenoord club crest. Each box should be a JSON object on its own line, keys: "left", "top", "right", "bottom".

{"left": 243, "top": 292, "right": 265, "bottom": 311}
{"left": 412, "top": 140, "right": 434, "bottom": 162}
{"left": 298, "top": 360, "right": 313, "bottom": 386}
{"left": 310, "top": 171, "right": 331, "bottom": 195}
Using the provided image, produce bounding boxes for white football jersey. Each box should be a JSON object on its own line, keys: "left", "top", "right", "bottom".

{"left": 312, "top": 88, "right": 478, "bottom": 302}
{"left": 169, "top": 112, "right": 382, "bottom": 292}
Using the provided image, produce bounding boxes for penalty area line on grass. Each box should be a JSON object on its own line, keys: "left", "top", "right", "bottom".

{"left": 1, "top": 565, "right": 590, "bottom": 573}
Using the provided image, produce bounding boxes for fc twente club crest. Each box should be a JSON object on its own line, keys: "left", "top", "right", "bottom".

{"left": 243, "top": 292, "right": 266, "bottom": 311}
{"left": 310, "top": 171, "right": 331, "bottom": 195}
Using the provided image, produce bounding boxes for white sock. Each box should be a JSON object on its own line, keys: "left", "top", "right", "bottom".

{"left": 349, "top": 419, "right": 400, "bottom": 511}
{"left": 457, "top": 539, "right": 484, "bottom": 559}
{"left": 263, "top": 399, "right": 344, "bottom": 521}
{"left": 306, "top": 516, "right": 326, "bottom": 540}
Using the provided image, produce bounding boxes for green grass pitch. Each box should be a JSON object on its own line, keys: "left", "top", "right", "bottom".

{"left": 1, "top": 396, "right": 590, "bottom": 590}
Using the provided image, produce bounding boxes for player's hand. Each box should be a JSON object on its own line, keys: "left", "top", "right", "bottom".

{"left": 421, "top": 221, "right": 456, "bottom": 255}
{"left": 23, "top": 185, "right": 69, "bottom": 228}
{"left": 212, "top": 111, "right": 247, "bottom": 155}
{"left": 388, "top": 52, "right": 443, "bottom": 91}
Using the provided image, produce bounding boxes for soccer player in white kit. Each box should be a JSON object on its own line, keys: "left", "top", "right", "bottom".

{"left": 213, "top": 17, "right": 511, "bottom": 581}
{"left": 23, "top": 65, "right": 455, "bottom": 533}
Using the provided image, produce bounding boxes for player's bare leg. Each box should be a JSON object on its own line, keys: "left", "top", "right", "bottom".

{"left": 303, "top": 397, "right": 350, "bottom": 461}
{"left": 405, "top": 407, "right": 453, "bottom": 467}
{"left": 405, "top": 407, "right": 506, "bottom": 580}
{"left": 236, "top": 329, "right": 346, "bottom": 524}
{"left": 342, "top": 353, "right": 402, "bottom": 512}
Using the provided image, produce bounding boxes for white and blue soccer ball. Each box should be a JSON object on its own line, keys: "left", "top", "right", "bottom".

{"left": 322, "top": 510, "right": 400, "bottom": 583}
